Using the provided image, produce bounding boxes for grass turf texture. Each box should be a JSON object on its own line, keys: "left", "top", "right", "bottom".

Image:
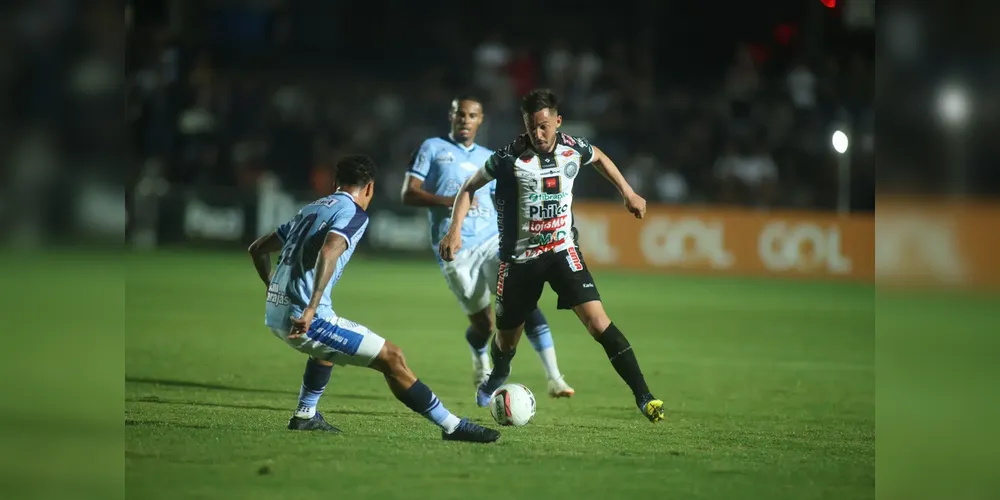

{"left": 125, "top": 252, "right": 874, "bottom": 499}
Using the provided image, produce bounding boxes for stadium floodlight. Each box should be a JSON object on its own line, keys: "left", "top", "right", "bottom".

{"left": 936, "top": 83, "right": 970, "bottom": 128}
{"left": 831, "top": 130, "right": 850, "bottom": 154}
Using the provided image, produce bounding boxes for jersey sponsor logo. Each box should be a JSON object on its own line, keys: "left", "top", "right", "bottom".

{"left": 528, "top": 192, "right": 568, "bottom": 202}
{"left": 561, "top": 134, "right": 577, "bottom": 146}
{"left": 529, "top": 201, "right": 569, "bottom": 220}
{"left": 497, "top": 198, "right": 506, "bottom": 236}
{"left": 521, "top": 177, "right": 539, "bottom": 191}
{"left": 529, "top": 229, "right": 568, "bottom": 246}
{"left": 561, "top": 149, "right": 574, "bottom": 157}
{"left": 435, "top": 152, "right": 455, "bottom": 163}
{"left": 524, "top": 238, "right": 566, "bottom": 258}
{"left": 566, "top": 247, "right": 584, "bottom": 272}
{"left": 528, "top": 215, "right": 569, "bottom": 233}
{"left": 311, "top": 197, "right": 340, "bottom": 208}
{"left": 543, "top": 176, "right": 561, "bottom": 192}
{"left": 564, "top": 161, "right": 579, "bottom": 179}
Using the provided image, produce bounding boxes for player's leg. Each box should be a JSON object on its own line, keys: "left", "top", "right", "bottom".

{"left": 287, "top": 356, "right": 340, "bottom": 431}
{"left": 523, "top": 308, "right": 575, "bottom": 398}
{"left": 368, "top": 341, "right": 500, "bottom": 443}
{"left": 550, "top": 247, "right": 664, "bottom": 423}
{"left": 441, "top": 247, "right": 493, "bottom": 385}
{"left": 269, "top": 327, "right": 341, "bottom": 431}
{"left": 482, "top": 251, "right": 571, "bottom": 395}
{"left": 475, "top": 260, "right": 544, "bottom": 406}
{"left": 286, "top": 315, "right": 500, "bottom": 442}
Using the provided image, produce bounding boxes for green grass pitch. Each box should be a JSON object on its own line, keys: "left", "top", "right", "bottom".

{"left": 125, "top": 252, "right": 874, "bottom": 499}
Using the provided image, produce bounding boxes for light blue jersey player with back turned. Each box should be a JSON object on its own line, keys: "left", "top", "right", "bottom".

{"left": 400, "top": 95, "right": 575, "bottom": 398}
{"left": 248, "top": 154, "right": 499, "bottom": 443}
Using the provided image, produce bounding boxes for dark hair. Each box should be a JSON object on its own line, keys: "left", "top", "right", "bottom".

{"left": 520, "top": 89, "right": 559, "bottom": 115}
{"left": 334, "top": 154, "right": 378, "bottom": 187}
{"left": 452, "top": 94, "right": 483, "bottom": 109}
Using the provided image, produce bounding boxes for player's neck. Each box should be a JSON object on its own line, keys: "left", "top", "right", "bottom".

{"left": 448, "top": 132, "right": 475, "bottom": 149}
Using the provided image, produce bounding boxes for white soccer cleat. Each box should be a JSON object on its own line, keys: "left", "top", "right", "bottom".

{"left": 547, "top": 376, "right": 575, "bottom": 398}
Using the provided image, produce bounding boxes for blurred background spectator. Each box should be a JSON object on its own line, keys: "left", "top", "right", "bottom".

{"left": 121, "top": 0, "right": 877, "bottom": 213}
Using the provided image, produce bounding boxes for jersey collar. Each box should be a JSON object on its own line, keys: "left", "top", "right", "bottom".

{"left": 447, "top": 133, "right": 477, "bottom": 153}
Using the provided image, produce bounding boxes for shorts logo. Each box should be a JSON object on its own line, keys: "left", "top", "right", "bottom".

{"left": 566, "top": 247, "right": 583, "bottom": 272}
{"left": 564, "top": 161, "right": 579, "bottom": 179}
{"left": 496, "top": 261, "right": 509, "bottom": 298}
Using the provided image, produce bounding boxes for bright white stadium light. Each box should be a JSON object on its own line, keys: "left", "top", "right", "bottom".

{"left": 831, "top": 130, "right": 849, "bottom": 154}
{"left": 937, "top": 83, "right": 970, "bottom": 127}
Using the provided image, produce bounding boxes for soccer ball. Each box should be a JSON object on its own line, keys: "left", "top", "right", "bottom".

{"left": 489, "top": 383, "right": 536, "bottom": 426}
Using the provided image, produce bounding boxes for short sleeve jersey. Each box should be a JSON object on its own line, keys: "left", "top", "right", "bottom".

{"left": 482, "top": 133, "right": 595, "bottom": 262}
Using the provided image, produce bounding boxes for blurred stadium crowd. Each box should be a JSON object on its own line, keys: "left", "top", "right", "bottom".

{"left": 126, "top": 0, "right": 874, "bottom": 213}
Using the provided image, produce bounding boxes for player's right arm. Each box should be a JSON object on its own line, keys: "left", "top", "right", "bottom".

{"left": 400, "top": 141, "right": 454, "bottom": 207}
{"left": 288, "top": 232, "right": 349, "bottom": 339}
{"left": 439, "top": 159, "right": 495, "bottom": 261}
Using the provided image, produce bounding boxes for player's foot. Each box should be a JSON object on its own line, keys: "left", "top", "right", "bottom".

{"left": 442, "top": 418, "right": 500, "bottom": 443}
{"left": 638, "top": 397, "right": 665, "bottom": 424}
{"left": 475, "top": 387, "right": 493, "bottom": 407}
{"left": 287, "top": 412, "right": 342, "bottom": 432}
{"left": 472, "top": 365, "right": 492, "bottom": 388}
{"left": 547, "top": 376, "right": 575, "bottom": 398}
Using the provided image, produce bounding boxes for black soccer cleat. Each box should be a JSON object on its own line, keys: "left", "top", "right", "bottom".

{"left": 442, "top": 418, "right": 500, "bottom": 443}
{"left": 287, "top": 412, "right": 342, "bottom": 433}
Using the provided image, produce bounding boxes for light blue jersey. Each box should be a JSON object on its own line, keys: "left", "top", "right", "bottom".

{"left": 408, "top": 135, "right": 497, "bottom": 260}
{"left": 265, "top": 192, "right": 369, "bottom": 332}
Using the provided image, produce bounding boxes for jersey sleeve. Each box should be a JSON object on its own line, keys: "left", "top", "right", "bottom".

{"left": 328, "top": 204, "right": 369, "bottom": 248}
{"left": 406, "top": 140, "right": 435, "bottom": 180}
{"left": 570, "top": 135, "right": 596, "bottom": 165}
{"left": 482, "top": 155, "right": 499, "bottom": 181}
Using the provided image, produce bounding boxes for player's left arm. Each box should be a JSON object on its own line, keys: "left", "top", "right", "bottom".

{"left": 588, "top": 145, "right": 647, "bottom": 219}
{"left": 289, "top": 231, "right": 349, "bottom": 339}
{"left": 248, "top": 231, "right": 283, "bottom": 287}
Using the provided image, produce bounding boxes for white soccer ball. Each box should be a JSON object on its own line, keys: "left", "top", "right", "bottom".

{"left": 489, "top": 383, "right": 536, "bottom": 426}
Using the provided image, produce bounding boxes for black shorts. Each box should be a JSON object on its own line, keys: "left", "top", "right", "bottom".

{"left": 494, "top": 246, "right": 602, "bottom": 330}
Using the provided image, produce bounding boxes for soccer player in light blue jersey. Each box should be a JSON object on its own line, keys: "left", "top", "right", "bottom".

{"left": 401, "top": 95, "right": 575, "bottom": 398}
{"left": 248, "top": 155, "right": 499, "bottom": 443}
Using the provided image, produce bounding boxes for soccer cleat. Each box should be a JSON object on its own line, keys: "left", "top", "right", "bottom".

{"left": 639, "top": 398, "right": 665, "bottom": 424}
{"left": 287, "top": 412, "right": 342, "bottom": 432}
{"left": 475, "top": 387, "right": 493, "bottom": 407}
{"left": 547, "top": 376, "right": 575, "bottom": 398}
{"left": 442, "top": 418, "right": 500, "bottom": 443}
{"left": 472, "top": 364, "right": 492, "bottom": 388}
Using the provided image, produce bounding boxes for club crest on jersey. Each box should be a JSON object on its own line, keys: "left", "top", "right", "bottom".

{"left": 564, "top": 161, "right": 579, "bottom": 179}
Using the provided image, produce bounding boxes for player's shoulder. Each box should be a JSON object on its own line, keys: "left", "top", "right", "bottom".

{"left": 557, "top": 132, "right": 593, "bottom": 152}
{"left": 492, "top": 134, "right": 531, "bottom": 162}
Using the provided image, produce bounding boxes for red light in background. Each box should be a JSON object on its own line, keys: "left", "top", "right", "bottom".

{"left": 821, "top": 0, "right": 836, "bottom": 8}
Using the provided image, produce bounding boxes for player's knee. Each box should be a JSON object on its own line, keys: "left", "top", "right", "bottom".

{"left": 469, "top": 311, "right": 494, "bottom": 337}
{"left": 581, "top": 313, "right": 612, "bottom": 339}
{"left": 311, "top": 356, "right": 334, "bottom": 367}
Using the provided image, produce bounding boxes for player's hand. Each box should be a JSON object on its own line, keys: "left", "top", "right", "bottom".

{"left": 624, "top": 191, "right": 647, "bottom": 219}
{"left": 439, "top": 231, "right": 462, "bottom": 262}
{"left": 288, "top": 307, "right": 316, "bottom": 340}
